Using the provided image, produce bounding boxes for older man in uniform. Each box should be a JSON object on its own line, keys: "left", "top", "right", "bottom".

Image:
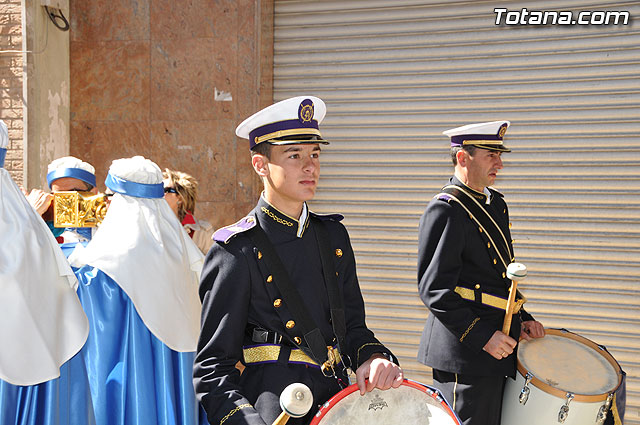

{"left": 417, "top": 121, "right": 544, "bottom": 425}
{"left": 193, "top": 96, "right": 403, "bottom": 425}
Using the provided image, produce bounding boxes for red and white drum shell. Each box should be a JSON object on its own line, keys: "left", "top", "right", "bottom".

{"left": 310, "top": 379, "right": 461, "bottom": 425}
{"left": 502, "top": 328, "right": 622, "bottom": 425}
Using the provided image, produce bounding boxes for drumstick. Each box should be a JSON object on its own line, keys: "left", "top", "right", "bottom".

{"left": 502, "top": 263, "right": 527, "bottom": 335}
{"left": 272, "top": 383, "right": 313, "bottom": 425}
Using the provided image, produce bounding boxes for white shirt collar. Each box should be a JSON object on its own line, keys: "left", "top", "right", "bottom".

{"left": 483, "top": 187, "right": 493, "bottom": 204}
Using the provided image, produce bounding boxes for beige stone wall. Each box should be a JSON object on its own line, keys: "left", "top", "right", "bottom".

{"left": 69, "top": 0, "right": 273, "bottom": 230}
{"left": 22, "top": 0, "right": 70, "bottom": 190}
{"left": 0, "top": 0, "right": 23, "bottom": 186}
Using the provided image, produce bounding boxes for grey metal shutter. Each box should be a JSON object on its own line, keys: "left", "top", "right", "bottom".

{"left": 274, "top": 1, "right": 640, "bottom": 421}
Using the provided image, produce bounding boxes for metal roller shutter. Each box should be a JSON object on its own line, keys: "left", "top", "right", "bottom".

{"left": 274, "top": 1, "right": 640, "bottom": 422}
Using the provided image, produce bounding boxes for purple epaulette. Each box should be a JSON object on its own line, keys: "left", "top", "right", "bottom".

{"left": 436, "top": 193, "right": 452, "bottom": 202}
{"left": 213, "top": 215, "right": 256, "bottom": 243}
{"left": 310, "top": 211, "right": 344, "bottom": 222}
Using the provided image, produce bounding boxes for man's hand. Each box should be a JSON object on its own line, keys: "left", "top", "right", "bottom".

{"left": 26, "top": 189, "right": 53, "bottom": 216}
{"left": 355, "top": 353, "right": 403, "bottom": 395}
{"left": 520, "top": 320, "right": 545, "bottom": 341}
{"left": 483, "top": 330, "right": 517, "bottom": 360}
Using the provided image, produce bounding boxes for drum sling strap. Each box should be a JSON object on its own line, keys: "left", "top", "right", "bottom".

{"left": 441, "top": 185, "right": 513, "bottom": 270}
{"left": 440, "top": 185, "right": 529, "bottom": 314}
{"left": 247, "top": 218, "right": 348, "bottom": 379}
{"left": 312, "top": 217, "right": 348, "bottom": 371}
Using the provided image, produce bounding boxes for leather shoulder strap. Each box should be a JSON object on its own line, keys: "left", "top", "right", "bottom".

{"left": 440, "top": 185, "right": 513, "bottom": 269}
{"left": 247, "top": 222, "right": 329, "bottom": 366}
{"left": 312, "top": 217, "right": 347, "bottom": 363}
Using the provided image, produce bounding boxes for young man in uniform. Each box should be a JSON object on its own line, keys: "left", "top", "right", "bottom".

{"left": 194, "top": 96, "right": 403, "bottom": 425}
{"left": 416, "top": 121, "right": 544, "bottom": 425}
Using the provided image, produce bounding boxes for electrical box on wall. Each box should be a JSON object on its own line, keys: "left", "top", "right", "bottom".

{"left": 40, "top": 0, "right": 68, "bottom": 14}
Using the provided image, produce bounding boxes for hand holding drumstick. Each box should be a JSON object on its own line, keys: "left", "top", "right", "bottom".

{"left": 484, "top": 263, "right": 543, "bottom": 360}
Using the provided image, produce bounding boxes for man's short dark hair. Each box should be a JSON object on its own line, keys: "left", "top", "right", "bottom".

{"left": 251, "top": 142, "right": 272, "bottom": 159}
{"left": 451, "top": 145, "right": 477, "bottom": 165}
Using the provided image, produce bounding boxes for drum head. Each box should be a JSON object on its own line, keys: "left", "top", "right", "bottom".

{"left": 310, "top": 379, "right": 460, "bottom": 425}
{"left": 518, "top": 329, "right": 620, "bottom": 396}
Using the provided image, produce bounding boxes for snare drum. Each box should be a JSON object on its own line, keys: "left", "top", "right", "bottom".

{"left": 310, "top": 379, "right": 461, "bottom": 425}
{"left": 502, "top": 328, "right": 622, "bottom": 425}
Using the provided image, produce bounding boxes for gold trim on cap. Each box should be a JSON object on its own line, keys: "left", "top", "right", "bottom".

{"left": 462, "top": 139, "right": 505, "bottom": 145}
{"left": 255, "top": 128, "right": 322, "bottom": 145}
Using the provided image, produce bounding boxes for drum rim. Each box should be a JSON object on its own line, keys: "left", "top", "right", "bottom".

{"left": 308, "top": 378, "right": 460, "bottom": 425}
{"left": 516, "top": 328, "right": 622, "bottom": 402}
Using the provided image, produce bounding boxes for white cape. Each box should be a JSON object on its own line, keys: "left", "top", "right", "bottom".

{"left": 70, "top": 193, "right": 204, "bottom": 352}
{"left": 0, "top": 168, "right": 89, "bottom": 386}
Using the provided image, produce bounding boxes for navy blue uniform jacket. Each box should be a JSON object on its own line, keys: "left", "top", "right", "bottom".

{"left": 417, "top": 177, "right": 533, "bottom": 377}
{"left": 194, "top": 197, "right": 394, "bottom": 425}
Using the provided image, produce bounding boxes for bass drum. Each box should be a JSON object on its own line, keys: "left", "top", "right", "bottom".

{"left": 310, "top": 379, "right": 461, "bottom": 425}
{"left": 502, "top": 328, "right": 622, "bottom": 424}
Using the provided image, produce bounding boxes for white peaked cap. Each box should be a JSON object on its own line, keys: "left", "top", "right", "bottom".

{"left": 236, "top": 96, "right": 328, "bottom": 149}
{"left": 443, "top": 120, "right": 511, "bottom": 152}
{"left": 443, "top": 120, "right": 510, "bottom": 136}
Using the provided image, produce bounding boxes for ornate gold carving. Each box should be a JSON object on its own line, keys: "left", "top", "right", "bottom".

{"left": 53, "top": 191, "right": 107, "bottom": 228}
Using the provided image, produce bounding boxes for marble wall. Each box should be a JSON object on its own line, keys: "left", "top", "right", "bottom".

{"left": 69, "top": 0, "right": 273, "bottom": 229}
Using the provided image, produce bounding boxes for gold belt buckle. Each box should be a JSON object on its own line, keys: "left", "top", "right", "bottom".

{"left": 53, "top": 191, "right": 108, "bottom": 228}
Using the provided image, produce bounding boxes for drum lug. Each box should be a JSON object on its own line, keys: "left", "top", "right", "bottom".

{"left": 519, "top": 372, "right": 534, "bottom": 405}
{"left": 596, "top": 393, "right": 614, "bottom": 424}
{"left": 558, "top": 393, "right": 574, "bottom": 423}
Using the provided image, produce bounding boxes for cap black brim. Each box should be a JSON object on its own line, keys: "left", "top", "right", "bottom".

{"left": 475, "top": 144, "right": 511, "bottom": 153}
{"left": 268, "top": 139, "right": 329, "bottom": 146}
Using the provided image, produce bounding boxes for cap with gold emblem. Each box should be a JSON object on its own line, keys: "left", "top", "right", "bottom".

{"left": 235, "top": 96, "right": 329, "bottom": 150}
{"left": 443, "top": 120, "right": 511, "bottom": 153}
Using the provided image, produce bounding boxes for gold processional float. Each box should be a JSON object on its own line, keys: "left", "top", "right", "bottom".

{"left": 52, "top": 191, "right": 108, "bottom": 228}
